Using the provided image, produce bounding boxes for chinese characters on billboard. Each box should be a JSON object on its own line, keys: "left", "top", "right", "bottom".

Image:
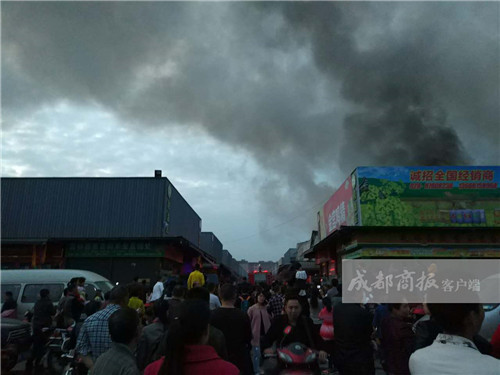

{"left": 357, "top": 166, "right": 500, "bottom": 227}
{"left": 320, "top": 166, "right": 500, "bottom": 238}
{"left": 322, "top": 174, "right": 356, "bottom": 238}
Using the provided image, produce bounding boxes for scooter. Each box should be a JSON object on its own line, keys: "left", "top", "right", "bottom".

{"left": 43, "top": 324, "right": 74, "bottom": 373}
{"left": 263, "top": 326, "right": 326, "bottom": 375}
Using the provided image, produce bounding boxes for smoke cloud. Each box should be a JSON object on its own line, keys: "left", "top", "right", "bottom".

{"left": 2, "top": 2, "right": 498, "bottom": 236}
{"left": 278, "top": 2, "right": 499, "bottom": 171}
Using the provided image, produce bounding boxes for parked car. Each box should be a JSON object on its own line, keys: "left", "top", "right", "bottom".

{"left": 1, "top": 318, "right": 32, "bottom": 371}
{"left": 479, "top": 273, "right": 500, "bottom": 341}
{"left": 480, "top": 304, "right": 500, "bottom": 341}
{"left": 1, "top": 269, "right": 114, "bottom": 317}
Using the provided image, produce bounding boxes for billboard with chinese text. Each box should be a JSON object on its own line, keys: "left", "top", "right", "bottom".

{"left": 356, "top": 166, "right": 500, "bottom": 227}
{"left": 322, "top": 174, "right": 356, "bottom": 238}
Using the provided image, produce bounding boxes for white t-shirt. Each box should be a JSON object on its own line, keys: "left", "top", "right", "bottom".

{"left": 409, "top": 333, "right": 500, "bottom": 375}
{"left": 209, "top": 293, "right": 221, "bottom": 310}
{"left": 150, "top": 281, "right": 164, "bottom": 302}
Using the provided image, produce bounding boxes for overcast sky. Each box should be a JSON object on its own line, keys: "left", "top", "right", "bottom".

{"left": 2, "top": 2, "right": 499, "bottom": 262}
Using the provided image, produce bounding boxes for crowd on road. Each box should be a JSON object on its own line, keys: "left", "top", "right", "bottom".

{"left": 9, "top": 262, "right": 500, "bottom": 375}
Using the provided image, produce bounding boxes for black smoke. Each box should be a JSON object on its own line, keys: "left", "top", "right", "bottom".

{"left": 278, "top": 2, "right": 499, "bottom": 170}
{"left": 2, "top": 2, "right": 498, "bottom": 239}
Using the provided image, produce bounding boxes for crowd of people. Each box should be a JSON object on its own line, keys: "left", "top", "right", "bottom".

{"left": 15, "top": 264, "right": 500, "bottom": 375}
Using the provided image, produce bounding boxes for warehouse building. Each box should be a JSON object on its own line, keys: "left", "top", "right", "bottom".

{"left": 1, "top": 171, "right": 216, "bottom": 283}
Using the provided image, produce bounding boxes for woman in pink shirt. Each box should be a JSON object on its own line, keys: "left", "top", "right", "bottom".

{"left": 144, "top": 300, "right": 238, "bottom": 375}
{"left": 247, "top": 292, "right": 271, "bottom": 375}
{"left": 319, "top": 297, "right": 334, "bottom": 370}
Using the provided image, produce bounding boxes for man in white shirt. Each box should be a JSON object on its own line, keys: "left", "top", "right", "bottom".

{"left": 207, "top": 283, "right": 221, "bottom": 310}
{"left": 410, "top": 303, "right": 500, "bottom": 374}
{"left": 150, "top": 277, "right": 165, "bottom": 302}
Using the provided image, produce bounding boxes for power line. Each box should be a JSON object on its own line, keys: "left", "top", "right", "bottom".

{"left": 224, "top": 194, "right": 332, "bottom": 245}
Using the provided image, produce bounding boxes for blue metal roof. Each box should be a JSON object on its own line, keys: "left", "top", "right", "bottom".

{"left": 1, "top": 177, "right": 201, "bottom": 242}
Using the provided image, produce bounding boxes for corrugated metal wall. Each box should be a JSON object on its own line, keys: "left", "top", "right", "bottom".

{"left": 2, "top": 177, "right": 202, "bottom": 244}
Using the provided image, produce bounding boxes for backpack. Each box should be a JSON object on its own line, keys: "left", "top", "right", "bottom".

{"left": 239, "top": 295, "right": 251, "bottom": 314}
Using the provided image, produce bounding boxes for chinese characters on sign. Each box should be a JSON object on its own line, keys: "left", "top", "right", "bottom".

{"left": 409, "top": 169, "right": 496, "bottom": 189}
{"left": 328, "top": 201, "right": 346, "bottom": 232}
{"left": 347, "top": 269, "right": 479, "bottom": 294}
{"left": 342, "top": 260, "right": 499, "bottom": 303}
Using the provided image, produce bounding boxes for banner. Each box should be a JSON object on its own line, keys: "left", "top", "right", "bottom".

{"left": 356, "top": 166, "right": 500, "bottom": 227}
{"left": 322, "top": 174, "right": 356, "bottom": 238}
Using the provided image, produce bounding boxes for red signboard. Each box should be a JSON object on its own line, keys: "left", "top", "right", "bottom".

{"left": 323, "top": 176, "right": 354, "bottom": 237}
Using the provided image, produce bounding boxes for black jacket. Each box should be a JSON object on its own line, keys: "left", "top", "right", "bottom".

{"left": 333, "top": 304, "right": 373, "bottom": 363}
{"left": 261, "top": 314, "right": 324, "bottom": 351}
{"left": 33, "top": 297, "right": 56, "bottom": 330}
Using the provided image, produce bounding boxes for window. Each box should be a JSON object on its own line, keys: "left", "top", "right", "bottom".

{"left": 84, "top": 284, "right": 97, "bottom": 300}
{"left": 94, "top": 281, "right": 113, "bottom": 294}
{"left": 21, "top": 284, "right": 64, "bottom": 303}
{"left": 1, "top": 284, "right": 21, "bottom": 303}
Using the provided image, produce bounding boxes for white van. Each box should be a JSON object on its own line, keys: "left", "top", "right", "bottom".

{"left": 1, "top": 269, "right": 114, "bottom": 317}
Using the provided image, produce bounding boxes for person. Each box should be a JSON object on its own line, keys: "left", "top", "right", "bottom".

{"left": 211, "top": 283, "right": 253, "bottom": 375}
{"left": 94, "top": 289, "right": 104, "bottom": 302}
{"left": 262, "top": 292, "right": 327, "bottom": 374}
{"left": 238, "top": 277, "right": 252, "bottom": 295}
{"left": 319, "top": 297, "right": 334, "bottom": 340}
{"left": 380, "top": 303, "right": 414, "bottom": 375}
{"left": 91, "top": 308, "right": 141, "bottom": 375}
{"left": 319, "top": 297, "right": 334, "bottom": 370}
{"left": 128, "top": 276, "right": 146, "bottom": 303}
{"left": 70, "top": 277, "right": 87, "bottom": 301}
{"left": 137, "top": 298, "right": 170, "bottom": 370}
{"left": 163, "top": 279, "right": 177, "bottom": 299}
{"left": 410, "top": 303, "right": 500, "bottom": 374}
{"left": 236, "top": 289, "right": 254, "bottom": 314}
{"left": 63, "top": 282, "right": 85, "bottom": 326}
{"left": 144, "top": 300, "right": 239, "bottom": 375}
{"left": 207, "top": 283, "right": 221, "bottom": 310}
{"left": 373, "top": 303, "right": 390, "bottom": 337}
{"left": 178, "top": 287, "right": 229, "bottom": 359}
{"left": 333, "top": 303, "right": 374, "bottom": 375}
{"left": 372, "top": 303, "right": 390, "bottom": 370}
{"left": 309, "top": 284, "right": 322, "bottom": 323}
{"left": 84, "top": 297, "right": 102, "bottom": 318}
{"left": 326, "top": 279, "right": 339, "bottom": 303}
{"left": 267, "top": 284, "right": 284, "bottom": 319}
{"left": 30, "top": 288, "right": 56, "bottom": 369}
{"left": 413, "top": 303, "right": 492, "bottom": 354}
{"left": 168, "top": 285, "right": 186, "bottom": 322}
{"left": 128, "top": 284, "right": 145, "bottom": 317}
{"left": 150, "top": 277, "right": 166, "bottom": 302}
{"left": 332, "top": 283, "right": 343, "bottom": 308}
{"left": 1, "top": 291, "right": 18, "bottom": 319}
{"left": 247, "top": 291, "right": 271, "bottom": 375}
{"left": 187, "top": 263, "right": 205, "bottom": 289}
{"left": 76, "top": 285, "right": 129, "bottom": 370}
{"left": 101, "top": 290, "right": 112, "bottom": 310}
{"left": 141, "top": 279, "right": 150, "bottom": 301}
{"left": 491, "top": 323, "right": 500, "bottom": 359}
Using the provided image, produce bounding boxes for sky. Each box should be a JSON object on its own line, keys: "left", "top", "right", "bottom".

{"left": 2, "top": 2, "right": 499, "bottom": 262}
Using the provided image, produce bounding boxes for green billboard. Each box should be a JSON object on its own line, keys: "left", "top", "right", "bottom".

{"left": 354, "top": 166, "right": 500, "bottom": 227}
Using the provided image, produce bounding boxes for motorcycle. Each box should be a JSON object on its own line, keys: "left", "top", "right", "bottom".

{"left": 42, "top": 325, "right": 73, "bottom": 374}
{"left": 42, "top": 323, "right": 87, "bottom": 374}
{"left": 262, "top": 326, "right": 328, "bottom": 375}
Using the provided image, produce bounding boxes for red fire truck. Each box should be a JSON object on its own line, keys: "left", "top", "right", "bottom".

{"left": 248, "top": 270, "right": 273, "bottom": 285}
